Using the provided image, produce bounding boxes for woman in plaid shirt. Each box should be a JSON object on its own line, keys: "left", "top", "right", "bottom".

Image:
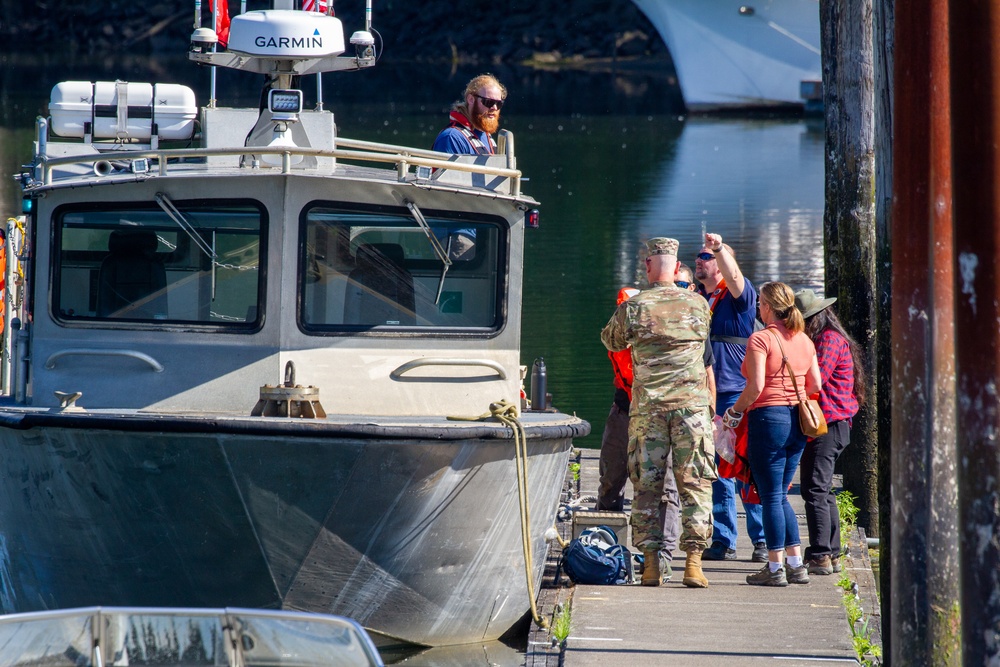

{"left": 794, "top": 290, "right": 866, "bottom": 575}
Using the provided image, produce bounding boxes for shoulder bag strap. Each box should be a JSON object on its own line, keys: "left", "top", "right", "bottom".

{"left": 767, "top": 329, "right": 804, "bottom": 403}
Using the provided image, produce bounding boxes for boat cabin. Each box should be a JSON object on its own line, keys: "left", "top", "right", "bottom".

{"left": 8, "top": 8, "right": 536, "bottom": 418}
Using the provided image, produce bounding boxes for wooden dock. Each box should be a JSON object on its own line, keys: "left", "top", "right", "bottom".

{"left": 528, "top": 448, "right": 878, "bottom": 666}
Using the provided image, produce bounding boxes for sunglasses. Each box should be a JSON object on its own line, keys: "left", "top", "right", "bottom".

{"left": 676, "top": 281, "right": 691, "bottom": 289}
{"left": 696, "top": 252, "right": 715, "bottom": 261}
{"left": 476, "top": 95, "right": 504, "bottom": 110}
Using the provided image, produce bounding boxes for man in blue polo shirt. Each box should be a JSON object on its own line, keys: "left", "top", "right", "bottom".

{"left": 431, "top": 74, "right": 506, "bottom": 260}
{"left": 432, "top": 73, "right": 505, "bottom": 156}
{"left": 695, "top": 232, "right": 767, "bottom": 563}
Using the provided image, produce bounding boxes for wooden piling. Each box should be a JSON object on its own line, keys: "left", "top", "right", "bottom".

{"left": 820, "top": 0, "right": 879, "bottom": 535}
{"left": 872, "top": 0, "right": 894, "bottom": 657}
{"left": 949, "top": 0, "right": 1000, "bottom": 663}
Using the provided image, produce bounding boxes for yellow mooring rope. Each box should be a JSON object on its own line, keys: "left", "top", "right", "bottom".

{"left": 448, "top": 399, "right": 549, "bottom": 630}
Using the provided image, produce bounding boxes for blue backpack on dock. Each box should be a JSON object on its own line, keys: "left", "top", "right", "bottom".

{"left": 561, "top": 525, "right": 634, "bottom": 585}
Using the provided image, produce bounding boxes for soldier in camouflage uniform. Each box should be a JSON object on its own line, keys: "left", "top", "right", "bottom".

{"left": 600, "top": 237, "right": 717, "bottom": 588}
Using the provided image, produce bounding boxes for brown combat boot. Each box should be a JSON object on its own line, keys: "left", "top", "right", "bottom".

{"left": 641, "top": 549, "right": 661, "bottom": 587}
{"left": 682, "top": 550, "right": 709, "bottom": 588}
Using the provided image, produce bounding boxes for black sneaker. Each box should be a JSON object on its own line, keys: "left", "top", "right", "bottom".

{"left": 702, "top": 542, "right": 737, "bottom": 561}
{"left": 746, "top": 564, "right": 788, "bottom": 586}
{"left": 751, "top": 542, "right": 768, "bottom": 562}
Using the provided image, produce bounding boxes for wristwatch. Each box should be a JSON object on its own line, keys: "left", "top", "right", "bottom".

{"left": 722, "top": 407, "right": 743, "bottom": 429}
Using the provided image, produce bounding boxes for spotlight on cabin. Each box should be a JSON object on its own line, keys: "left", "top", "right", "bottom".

{"left": 262, "top": 89, "right": 305, "bottom": 167}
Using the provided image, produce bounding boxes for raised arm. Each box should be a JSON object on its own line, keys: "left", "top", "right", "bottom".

{"left": 705, "top": 233, "right": 746, "bottom": 298}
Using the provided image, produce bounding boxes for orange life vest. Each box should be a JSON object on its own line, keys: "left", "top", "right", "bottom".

{"left": 608, "top": 287, "right": 640, "bottom": 399}
{"left": 704, "top": 277, "right": 729, "bottom": 313}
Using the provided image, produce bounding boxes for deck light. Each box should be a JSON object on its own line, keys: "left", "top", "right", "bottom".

{"left": 526, "top": 209, "right": 539, "bottom": 229}
{"left": 262, "top": 89, "right": 305, "bottom": 167}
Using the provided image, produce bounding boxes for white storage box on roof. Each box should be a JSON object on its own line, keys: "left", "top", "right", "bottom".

{"left": 49, "top": 81, "right": 197, "bottom": 141}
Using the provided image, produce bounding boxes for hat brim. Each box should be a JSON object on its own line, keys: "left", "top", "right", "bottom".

{"left": 801, "top": 297, "right": 836, "bottom": 319}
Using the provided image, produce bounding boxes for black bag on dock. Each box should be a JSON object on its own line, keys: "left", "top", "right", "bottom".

{"left": 561, "top": 526, "right": 634, "bottom": 585}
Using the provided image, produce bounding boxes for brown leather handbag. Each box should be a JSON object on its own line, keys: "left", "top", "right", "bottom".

{"left": 768, "top": 330, "right": 828, "bottom": 437}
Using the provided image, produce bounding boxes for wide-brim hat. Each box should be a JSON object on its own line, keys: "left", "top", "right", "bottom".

{"left": 794, "top": 288, "right": 836, "bottom": 319}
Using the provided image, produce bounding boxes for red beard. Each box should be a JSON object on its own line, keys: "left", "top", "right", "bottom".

{"left": 473, "top": 108, "right": 500, "bottom": 134}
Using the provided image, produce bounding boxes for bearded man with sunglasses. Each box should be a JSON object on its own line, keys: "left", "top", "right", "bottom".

{"left": 695, "top": 232, "right": 768, "bottom": 564}
{"left": 432, "top": 73, "right": 506, "bottom": 156}
{"left": 431, "top": 74, "right": 506, "bottom": 259}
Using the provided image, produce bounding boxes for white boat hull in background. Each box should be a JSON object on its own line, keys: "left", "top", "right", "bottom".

{"left": 632, "top": 0, "right": 822, "bottom": 111}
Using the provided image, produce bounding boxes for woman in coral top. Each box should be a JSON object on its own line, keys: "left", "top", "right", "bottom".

{"left": 723, "top": 282, "right": 821, "bottom": 587}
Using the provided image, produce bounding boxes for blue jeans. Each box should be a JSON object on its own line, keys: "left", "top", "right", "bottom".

{"left": 747, "top": 405, "right": 807, "bottom": 551}
{"left": 710, "top": 392, "right": 764, "bottom": 549}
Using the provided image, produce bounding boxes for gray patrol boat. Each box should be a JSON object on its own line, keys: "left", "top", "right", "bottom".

{"left": 0, "top": 1, "right": 588, "bottom": 648}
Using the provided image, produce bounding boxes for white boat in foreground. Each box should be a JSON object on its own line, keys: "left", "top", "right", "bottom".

{"left": 631, "top": 0, "right": 822, "bottom": 111}
{"left": 0, "top": 2, "right": 587, "bottom": 649}
{"left": 0, "top": 606, "right": 384, "bottom": 666}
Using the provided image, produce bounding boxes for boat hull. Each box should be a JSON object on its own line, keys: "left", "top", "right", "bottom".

{"left": 632, "top": 0, "right": 822, "bottom": 111}
{"left": 0, "top": 411, "right": 579, "bottom": 647}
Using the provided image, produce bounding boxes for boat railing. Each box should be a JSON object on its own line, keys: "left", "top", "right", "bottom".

{"left": 337, "top": 132, "right": 517, "bottom": 171}
{"left": 34, "top": 133, "right": 523, "bottom": 197}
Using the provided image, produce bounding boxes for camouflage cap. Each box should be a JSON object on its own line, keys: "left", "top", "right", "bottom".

{"left": 645, "top": 237, "right": 679, "bottom": 257}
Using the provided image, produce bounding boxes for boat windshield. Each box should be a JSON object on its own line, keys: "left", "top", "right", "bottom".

{"left": 300, "top": 204, "right": 505, "bottom": 333}
{"left": 0, "top": 607, "right": 383, "bottom": 667}
{"left": 52, "top": 201, "right": 266, "bottom": 328}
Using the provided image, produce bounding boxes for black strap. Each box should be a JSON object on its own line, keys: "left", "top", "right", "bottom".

{"left": 711, "top": 334, "right": 749, "bottom": 345}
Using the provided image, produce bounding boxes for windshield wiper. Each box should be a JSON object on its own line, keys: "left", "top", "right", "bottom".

{"left": 155, "top": 192, "right": 217, "bottom": 260}
{"left": 405, "top": 199, "right": 453, "bottom": 305}
{"left": 405, "top": 200, "right": 451, "bottom": 268}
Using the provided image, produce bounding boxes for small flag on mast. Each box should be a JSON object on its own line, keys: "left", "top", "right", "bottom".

{"left": 208, "top": 0, "right": 231, "bottom": 48}
{"left": 302, "top": 0, "right": 332, "bottom": 14}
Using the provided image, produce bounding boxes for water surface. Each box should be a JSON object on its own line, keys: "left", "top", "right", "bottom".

{"left": 0, "top": 56, "right": 824, "bottom": 446}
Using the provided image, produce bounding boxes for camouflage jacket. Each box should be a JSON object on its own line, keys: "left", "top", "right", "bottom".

{"left": 600, "top": 282, "right": 712, "bottom": 415}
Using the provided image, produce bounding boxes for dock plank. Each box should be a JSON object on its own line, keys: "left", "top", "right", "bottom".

{"left": 559, "top": 448, "right": 860, "bottom": 666}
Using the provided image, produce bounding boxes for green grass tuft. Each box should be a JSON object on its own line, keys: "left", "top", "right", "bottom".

{"left": 551, "top": 602, "right": 572, "bottom": 643}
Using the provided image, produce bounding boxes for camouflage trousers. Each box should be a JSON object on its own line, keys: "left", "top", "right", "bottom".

{"left": 628, "top": 406, "right": 717, "bottom": 554}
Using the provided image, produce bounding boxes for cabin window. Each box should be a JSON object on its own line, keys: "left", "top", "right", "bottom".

{"left": 300, "top": 205, "right": 505, "bottom": 333}
{"left": 53, "top": 201, "right": 266, "bottom": 328}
